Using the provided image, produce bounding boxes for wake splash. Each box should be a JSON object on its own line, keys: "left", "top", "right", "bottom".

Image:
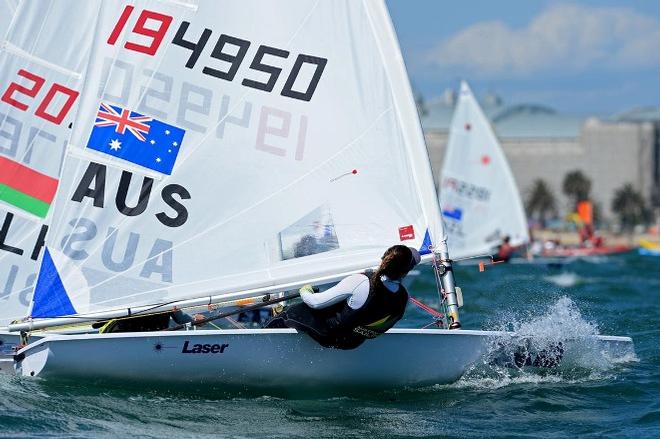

{"left": 452, "top": 297, "right": 637, "bottom": 390}
{"left": 543, "top": 272, "right": 581, "bottom": 288}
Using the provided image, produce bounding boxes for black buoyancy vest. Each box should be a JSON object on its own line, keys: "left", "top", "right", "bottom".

{"left": 280, "top": 274, "right": 409, "bottom": 350}
{"left": 331, "top": 274, "right": 409, "bottom": 338}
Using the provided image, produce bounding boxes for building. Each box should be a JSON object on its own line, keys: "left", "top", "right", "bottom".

{"left": 420, "top": 89, "right": 659, "bottom": 222}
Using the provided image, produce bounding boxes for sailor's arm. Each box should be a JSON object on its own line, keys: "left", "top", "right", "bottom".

{"left": 301, "top": 274, "right": 370, "bottom": 309}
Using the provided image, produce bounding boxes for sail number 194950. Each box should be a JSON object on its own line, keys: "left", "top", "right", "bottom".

{"left": 107, "top": 5, "right": 327, "bottom": 102}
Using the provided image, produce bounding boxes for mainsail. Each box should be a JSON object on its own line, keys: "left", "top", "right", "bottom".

{"left": 25, "top": 0, "right": 447, "bottom": 322}
{"left": 439, "top": 81, "right": 528, "bottom": 259}
{"left": 0, "top": 0, "right": 99, "bottom": 325}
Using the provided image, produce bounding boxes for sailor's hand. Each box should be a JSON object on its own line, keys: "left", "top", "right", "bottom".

{"left": 299, "top": 284, "right": 315, "bottom": 295}
{"left": 192, "top": 314, "right": 206, "bottom": 326}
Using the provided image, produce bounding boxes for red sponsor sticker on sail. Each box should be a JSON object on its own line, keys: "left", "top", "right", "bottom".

{"left": 399, "top": 225, "right": 415, "bottom": 241}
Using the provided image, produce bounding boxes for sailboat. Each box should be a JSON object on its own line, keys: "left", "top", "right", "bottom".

{"left": 8, "top": 1, "right": 632, "bottom": 391}
{"left": 0, "top": 0, "right": 100, "bottom": 368}
{"left": 439, "top": 81, "right": 529, "bottom": 261}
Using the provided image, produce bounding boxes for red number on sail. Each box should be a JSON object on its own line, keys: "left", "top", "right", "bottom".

{"left": 34, "top": 83, "right": 80, "bottom": 125}
{"left": 107, "top": 5, "right": 173, "bottom": 56}
{"left": 1, "top": 69, "right": 45, "bottom": 111}
{"left": 1, "top": 70, "right": 78, "bottom": 125}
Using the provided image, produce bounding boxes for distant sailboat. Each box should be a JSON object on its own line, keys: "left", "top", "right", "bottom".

{"left": 10, "top": 1, "right": 632, "bottom": 391}
{"left": 439, "top": 81, "right": 529, "bottom": 260}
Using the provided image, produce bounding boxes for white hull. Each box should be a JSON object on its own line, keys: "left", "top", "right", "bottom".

{"left": 14, "top": 329, "right": 633, "bottom": 395}
{"left": 1, "top": 330, "right": 22, "bottom": 374}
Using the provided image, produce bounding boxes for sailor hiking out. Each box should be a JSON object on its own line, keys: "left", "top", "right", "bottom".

{"left": 265, "top": 245, "right": 420, "bottom": 349}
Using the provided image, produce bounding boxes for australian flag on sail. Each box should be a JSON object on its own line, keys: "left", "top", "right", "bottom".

{"left": 86, "top": 102, "right": 185, "bottom": 175}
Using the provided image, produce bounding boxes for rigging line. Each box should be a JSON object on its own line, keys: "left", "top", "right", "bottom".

{"left": 80, "top": 105, "right": 394, "bottom": 295}
{"left": 166, "top": 292, "right": 300, "bottom": 331}
{"left": 409, "top": 296, "right": 443, "bottom": 318}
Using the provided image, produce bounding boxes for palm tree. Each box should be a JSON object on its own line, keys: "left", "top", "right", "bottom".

{"left": 526, "top": 179, "right": 557, "bottom": 227}
{"left": 562, "top": 170, "right": 591, "bottom": 209}
{"left": 611, "top": 183, "right": 650, "bottom": 231}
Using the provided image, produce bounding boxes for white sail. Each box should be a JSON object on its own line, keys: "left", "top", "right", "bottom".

{"left": 0, "top": 0, "right": 19, "bottom": 38}
{"left": 0, "top": 0, "right": 99, "bottom": 325}
{"left": 27, "top": 0, "right": 446, "bottom": 320}
{"left": 439, "top": 81, "right": 528, "bottom": 259}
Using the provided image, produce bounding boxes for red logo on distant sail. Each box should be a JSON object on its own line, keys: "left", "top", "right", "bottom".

{"left": 399, "top": 225, "right": 415, "bottom": 241}
{"left": 481, "top": 155, "right": 491, "bottom": 165}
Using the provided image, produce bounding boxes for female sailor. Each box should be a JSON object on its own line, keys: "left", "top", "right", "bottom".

{"left": 265, "top": 245, "right": 420, "bottom": 349}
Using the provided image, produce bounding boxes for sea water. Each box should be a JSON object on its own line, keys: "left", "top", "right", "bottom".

{"left": 0, "top": 253, "right": 658, "bottom": 438}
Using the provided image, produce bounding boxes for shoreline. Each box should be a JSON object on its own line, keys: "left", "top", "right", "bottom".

{"left": 531, "top": 229, "right": 657, "bottom": 247}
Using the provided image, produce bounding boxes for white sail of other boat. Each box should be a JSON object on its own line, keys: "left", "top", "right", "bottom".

{"left": 0, "top": 0, "right": 19, "bottom": 38}
{"left": 0, "top": 0, "right": 99, "bottom": 326}
{"left": 19, "top": 0, "right": 446, "bottom": 324}
{"left": 439, "top": 80, "right": 529, "bottom": 259}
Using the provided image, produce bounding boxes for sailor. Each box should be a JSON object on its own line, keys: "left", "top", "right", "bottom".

{"left": 264, "top": 245, "right": 420, "bottom": 350}
{"left": 494, "top": 235, "right": 514, "bottom": 262}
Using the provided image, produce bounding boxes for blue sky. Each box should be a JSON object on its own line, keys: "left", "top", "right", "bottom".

{"left": 386, "top": 0, "right": 660, "bottom": 115}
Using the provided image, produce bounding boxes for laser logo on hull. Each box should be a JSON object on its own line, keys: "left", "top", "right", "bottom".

{"left": 181, "top": 341, "right": 229, "bottom": 354}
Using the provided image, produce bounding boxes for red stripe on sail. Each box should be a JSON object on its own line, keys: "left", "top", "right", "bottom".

{"left": 0, "top": 156, "right": 58, "bottom": 204}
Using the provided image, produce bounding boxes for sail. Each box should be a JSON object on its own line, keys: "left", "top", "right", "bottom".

{"left": 27, "top": 0, "right": 446, "bottom": 320}
{"left": 0, "top": 0, "right": 99, "bottom": 325}
{"left": 439, "top": 81, "right": 528, "bottom": 259}
{"left": 0, "top": 1, "right": 19, "bottom": 38}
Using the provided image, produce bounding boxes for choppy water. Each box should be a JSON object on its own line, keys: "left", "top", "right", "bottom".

{"left": 1, "top": 253, "right": 658, "bottom": 438}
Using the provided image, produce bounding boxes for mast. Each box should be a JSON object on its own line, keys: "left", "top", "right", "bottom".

{"left": 363, "top": 1, "right": 460, "bottom": 327}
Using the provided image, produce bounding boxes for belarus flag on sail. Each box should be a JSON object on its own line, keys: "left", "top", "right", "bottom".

{"left": 0, "top": 156, "right": 58, "bottom": 218}
{"left": 87, "top": 102, "right": 185, "bottom": 175}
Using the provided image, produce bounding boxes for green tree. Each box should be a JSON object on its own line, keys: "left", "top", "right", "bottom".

{"left": 562, "top": 170, "right": 592, "bottom": 209}
{"left": 651, "top": 184, "right": 660, "bottom": 208}
{"left": 611, "top": 183, "right": 651, "bottom": 231}
{"left": 525, "top": 179, "right": 557, "bottom": 226}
